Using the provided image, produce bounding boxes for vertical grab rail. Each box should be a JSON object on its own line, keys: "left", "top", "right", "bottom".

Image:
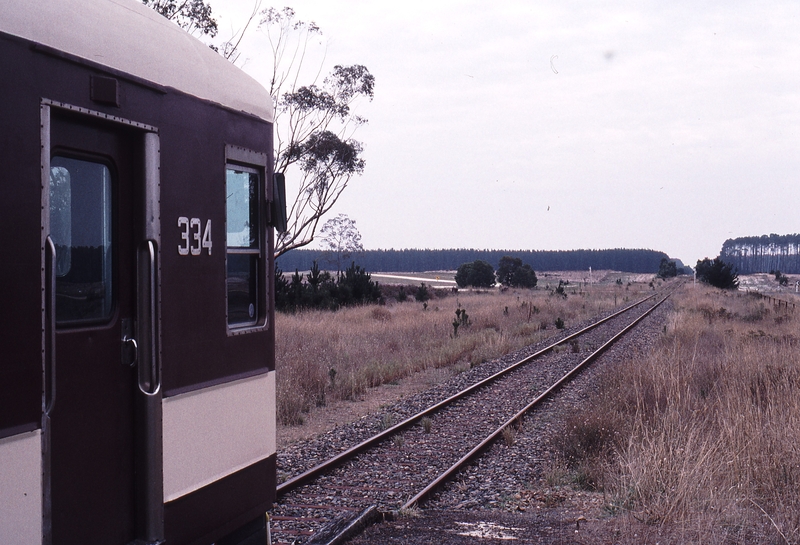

{"left": 138, "top": 240, "right": 160, "bottom": 395}
{"left": 45, "top": 235, "right": 57, "bottom": 415}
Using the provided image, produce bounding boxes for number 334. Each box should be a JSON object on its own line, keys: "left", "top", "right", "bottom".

{"left": 178, "top": 217, "right": 212, "bottom": 256}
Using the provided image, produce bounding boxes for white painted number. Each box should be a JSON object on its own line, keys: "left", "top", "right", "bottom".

{"left": 190, "top": 218, "right": 201, "bottom": 255}
{"left": 178, "top": 217, "right": 190, "bottom": 256}
{"left": 178, "top": 216, "right": 212, "bottom": 256}
{"left": 203, "top": 219, "right": 213, "bottom": 255}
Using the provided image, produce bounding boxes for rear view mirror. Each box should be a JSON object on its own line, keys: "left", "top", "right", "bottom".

{"left": 271, "top": 172, "right": 288, "bottom": 234}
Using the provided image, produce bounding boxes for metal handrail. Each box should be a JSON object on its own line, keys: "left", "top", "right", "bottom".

{"left": 45, "top": 235, "right": 57, "bottom": 415}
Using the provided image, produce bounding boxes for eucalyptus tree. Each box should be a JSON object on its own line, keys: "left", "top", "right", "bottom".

{"left": 141, "top": 0, "right": 219, "bottom": 38}
{"left": 142, "top": 2, "right": 375, "bottom": 258}
{"left": 319, "top": 213, "right": 364, "bottom": 273}
{"left": 260, "top": 7, "right": 374, "bottom": 257}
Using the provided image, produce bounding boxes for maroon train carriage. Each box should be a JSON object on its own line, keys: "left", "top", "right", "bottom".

{"left": 0, "top": 0, "right": 285, "bottom": 543}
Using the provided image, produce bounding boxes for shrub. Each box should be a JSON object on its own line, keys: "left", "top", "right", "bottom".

{"left": 695, "top": 257, "right": 739, "bottom": 290}
{"left": 274, "top": 260, "right": 382, "bottom": 311}
{"left": 772, "top": 270, "right": 789, "bottom": 286}
{"left": 656, "top": 257, "right": 677, "bottom": 279}
{"left": 496, "top": 256, "right": 538, "bottom": 288}
{"left": 415, "top": 282, "right": 430, "bottom": 302}
{"left": 455, "top": 260, "right": 496, "bottom": 288}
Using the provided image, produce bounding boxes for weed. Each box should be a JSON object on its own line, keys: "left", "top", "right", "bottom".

{"left": 452, "top": 308, "right": 470, "bottom": 336}
{"left": 502, "top": 426, "right": 515, "bottom": 446}
{"left": 555, "top": 317, "right": 565, "bottom": 329}
{"left": 397, "top": 506, "right": 420, "bottom": 518}
{"left": 380, "top": 413, "right": 393, "bottom": 430}
{"left": 421, "top": 417, "right": 432, "bottom": 434}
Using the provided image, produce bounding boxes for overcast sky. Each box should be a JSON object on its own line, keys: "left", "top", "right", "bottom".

{"left": 211, "top": 1, "right": 800, "bottom": 265}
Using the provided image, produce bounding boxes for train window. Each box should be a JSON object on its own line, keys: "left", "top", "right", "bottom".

{"left": 49, "top": 156, "right": 114, "bottom": 324}
{"left": 226, "top": 166, "right": 261, "bottom": 327}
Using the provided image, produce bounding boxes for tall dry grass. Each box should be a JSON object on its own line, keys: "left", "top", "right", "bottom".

{"left": 275, "top": 282, "right": 650, "bottom": 426}
{"left": 558, "top": 286, "right": 800, "bottom": 544}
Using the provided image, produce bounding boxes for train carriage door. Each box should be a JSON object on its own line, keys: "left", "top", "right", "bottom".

{"left": 46, "top": 110, "right": 144, "bottom": 545}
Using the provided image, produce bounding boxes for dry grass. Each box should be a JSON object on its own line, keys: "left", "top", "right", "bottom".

{"left": 557, "top": 285, "right": 800, "bottom": 544}
{"left": 275, "top": 281, "right": 650, "bottom": 426}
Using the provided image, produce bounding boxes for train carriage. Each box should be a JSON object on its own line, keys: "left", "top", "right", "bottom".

{"left": 0, "top": 1, "right": 282, "bottom": 543}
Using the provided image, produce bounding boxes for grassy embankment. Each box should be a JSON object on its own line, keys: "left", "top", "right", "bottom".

{"left": 557, "top": 283, "right": 800, "bottom": 543}
{"left": 275, "top": 278, "right": 653, "bottom": 426}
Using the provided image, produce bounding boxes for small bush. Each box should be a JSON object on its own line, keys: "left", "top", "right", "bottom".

{"left": 772, "top": 270, "right": 790, "bottom": 286}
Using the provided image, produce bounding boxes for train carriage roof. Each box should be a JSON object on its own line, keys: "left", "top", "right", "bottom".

{"left": 0, "top": 0, "right": 273, "bottom": 123}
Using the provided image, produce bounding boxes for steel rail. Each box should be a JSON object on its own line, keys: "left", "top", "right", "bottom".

{"left": 277, "top": 291, "right": 659, "bottom": 497}
{"left": 401, "top": 290, "right": 672, "bottom": 509}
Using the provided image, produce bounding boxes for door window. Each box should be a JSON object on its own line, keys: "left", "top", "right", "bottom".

{"left": 49, "top": 156, "right": 114, "bottom": 324}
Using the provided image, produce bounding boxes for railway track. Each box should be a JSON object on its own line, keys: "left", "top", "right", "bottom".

{"left": 270, "top": 290, "right": 673, "bottom": 545}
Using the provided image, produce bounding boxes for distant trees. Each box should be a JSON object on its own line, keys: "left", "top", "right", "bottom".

{"left": 720, "top": 233, "right": 800, "bottom": 274}
{"left": 496, "top": 256, "right": 537, "bottom": 288}
{"left": 455, "top": 260, "right": 496, "bottom": 288}
{"left": 657, "top": 258, "right": 678, "bottom": 279}
{"left": 277, "top": 248, "right": 670, "bottom": 274}
{"left": 696, "top": 258, "right": 739, "bottom": 290}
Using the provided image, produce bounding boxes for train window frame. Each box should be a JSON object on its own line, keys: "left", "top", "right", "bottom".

{"left": 225, "top": 145, "right": 269, "bottom": 335}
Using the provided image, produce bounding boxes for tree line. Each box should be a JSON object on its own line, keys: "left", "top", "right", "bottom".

{"left": 276, "top": 248, "right": 670, "bottom": 273}
{"left": 719, "top": 234, "right": 800, "bottom": 274}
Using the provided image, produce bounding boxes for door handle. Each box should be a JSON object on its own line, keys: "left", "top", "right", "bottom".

{"left": 121, "top": 318, "right": 138, "bottom": 367}
{"left": 122, "top": 335, "right": 138, "bottom": 367}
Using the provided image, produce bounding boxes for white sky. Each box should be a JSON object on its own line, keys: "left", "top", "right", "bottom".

{"left": 210, "top": 1, "right": 800, "bottom": 265}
